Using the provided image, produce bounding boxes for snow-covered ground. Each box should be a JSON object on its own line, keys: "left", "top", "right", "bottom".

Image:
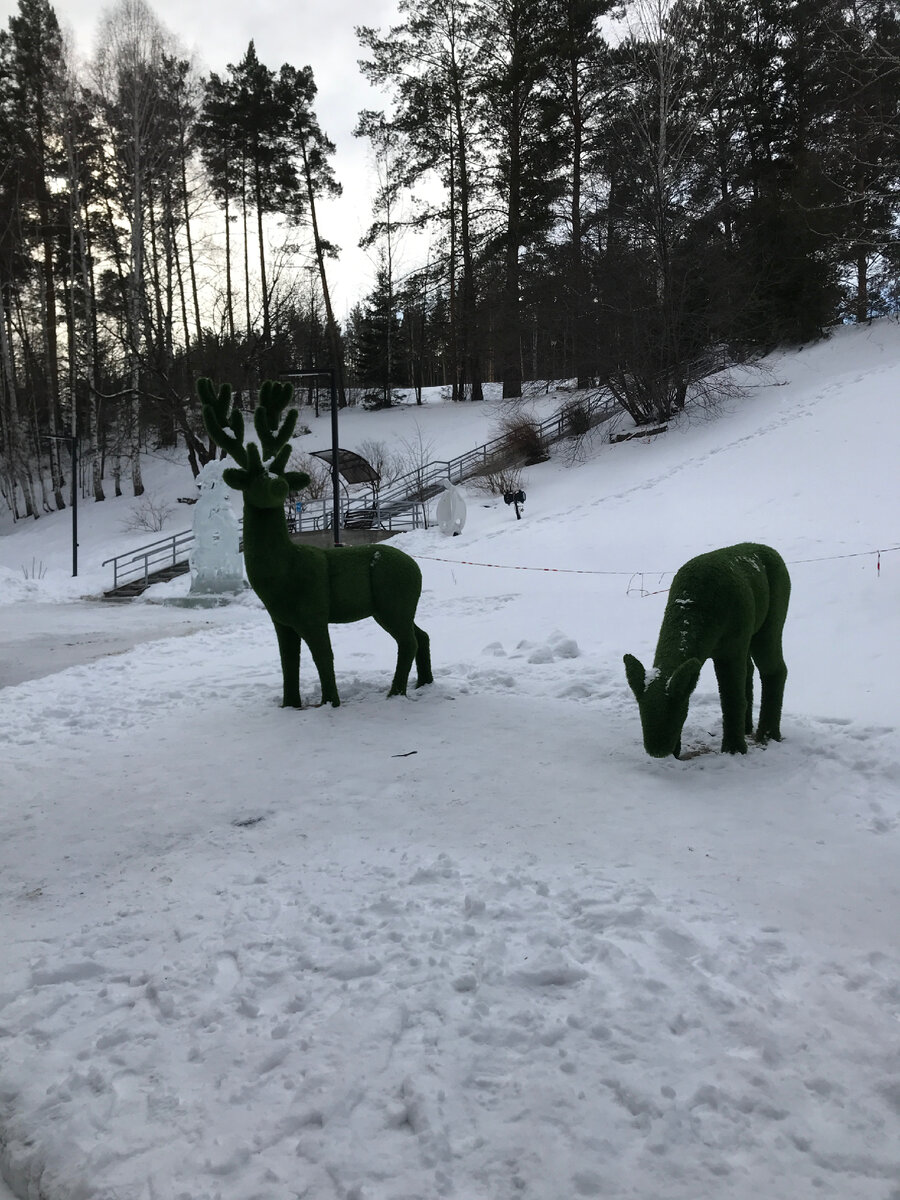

{"left": 1, "top": 324, "right": 898, "bottom": 1200}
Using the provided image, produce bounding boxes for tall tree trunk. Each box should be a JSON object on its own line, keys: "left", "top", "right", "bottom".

{"left": 241, "top": 153, "right": 252, "bottom": 342}
{"left": 451, "top": 68, "right": 482, "bottom": 401}
{"left": 129, "top": 108, "right": 144, "bottom": 496}
{"left": 448, "top": 121, "right": 460, "bottom": 401}
{"left": 502, "top": 107, "right": 523, "bottom": 399}
{"left": 36, "top": 265, "right": 65, "bottom": 507}
{"left": 253, "top": 162, "right": 271, "bottom": 345}
{"left": 180, "top": 132, "right": 204, "bottom": 349}
{"left": 223, "top": 180, "right": 235, "bottom": 342}
{"left": 0, "top": 289, "right": 38, "bottom": 518}
{"left": 299, "top": 138, "right": 347, "bottom": 406}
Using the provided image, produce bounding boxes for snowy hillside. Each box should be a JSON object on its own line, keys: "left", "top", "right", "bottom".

{"left": 0, "top": 322, "right": 899, "bottom": 1200}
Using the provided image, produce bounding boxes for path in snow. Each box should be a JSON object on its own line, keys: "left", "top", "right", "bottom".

{"left": 0, "top": 600, "right": 254, "bottom": 689}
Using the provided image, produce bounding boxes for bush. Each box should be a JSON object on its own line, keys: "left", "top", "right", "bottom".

{"left": 288, "top": 452, "right": 331, "bottom": 500}
{"left": 357, "top": 439, "right": 404, "bottom": 489}
{"left": 122, "top": 496, "right": 175, "bottom": 533}
{"left": 495, "top": 415, "right": 548, "bottom": 465}
{"left": 470, "top": 465, "right": 526, "bottom": 497}
{"left": 560, "top": 398, "right": 592, "bottom": 437}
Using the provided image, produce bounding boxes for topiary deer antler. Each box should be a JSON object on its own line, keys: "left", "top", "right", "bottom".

{"left": 198, "top": 376, "right": 310, "bottom": 494}
{"left": 197, "top": 377, "right": 432, "bottom": 709}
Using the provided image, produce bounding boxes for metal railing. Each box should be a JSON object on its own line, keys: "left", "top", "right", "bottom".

{"left": 348, "top": 388, "right": 618, "bottom": 532}
{"left": 102, "top": 528, "right": 197, "bottom": 591}
{"left": 103, "top": 390, "right": 617, "bottom": 589}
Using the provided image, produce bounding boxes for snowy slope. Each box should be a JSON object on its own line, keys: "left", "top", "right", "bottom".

{"left": 0, "top": 322, "right": 898, "bottom": 1200}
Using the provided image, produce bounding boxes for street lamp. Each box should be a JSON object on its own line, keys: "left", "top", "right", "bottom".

{"left": 279, "top": 368, "right": 341, "bottom": 547}
{"left": 44, "top": 431, "right": 79, "bottom": 576}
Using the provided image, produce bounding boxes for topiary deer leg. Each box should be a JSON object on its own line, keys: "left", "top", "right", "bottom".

{"left": 755, "top": 661, "right": 787, "bottom": 742}
{"left": 713, "top": 655, "right": 749, "bottom": 754}
{"left": 745, "top": 655, "right": 754, "bottom": 734}
{"left": 413, "top": 624, "right": 433, "bottom": 688}
{"left": 303, "top": 627, "right": 340, "bottom": 707}
{"left": 376, "top": 619, "right": 418, "bottom": 697}
{"left": 274, "top": 622, "right": 303, "bottom": 708}
{"left": 751, "top": 630, "right": 788, "bottom": 743}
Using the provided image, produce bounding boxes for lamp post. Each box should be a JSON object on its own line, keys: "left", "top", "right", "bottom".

{"left": 44, "top": 431, "right": 79, "bottom": 576}
{"left": 279, "top": 368, "right": 341, "bottom": 547}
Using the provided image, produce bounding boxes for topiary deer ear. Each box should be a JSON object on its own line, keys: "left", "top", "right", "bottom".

{"left": 284, "top": 470, "right": 311, "bottom": 490}
{"left": 624, "top": 653, "right": 646, "bottom": 698}
{"left": 667, "top": 658, "right": 702, "bottom": 700}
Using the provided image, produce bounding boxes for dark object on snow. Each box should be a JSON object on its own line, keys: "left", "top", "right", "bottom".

{"left": 504, "top": 489, "right": 526, "bottom": 519}
{"left": 198, "top": 377, "right": 432, "bottom": 708}
{"left": 624, "top": 543, "right": 790, "bottom": 758}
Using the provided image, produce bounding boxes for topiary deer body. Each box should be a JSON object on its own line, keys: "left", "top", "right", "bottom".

{"left": 199, "top": 377, "right": 432, "bottom": 707}
{"left": 624, "top": 543, "right": 790, "bottom": 758}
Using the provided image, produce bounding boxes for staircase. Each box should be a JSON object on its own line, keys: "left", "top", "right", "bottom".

{"left": 343, "top": 390, "right": 617, "bottom": 530}
{"left": 102, "top": 390, "right": 617, "bottom": 598}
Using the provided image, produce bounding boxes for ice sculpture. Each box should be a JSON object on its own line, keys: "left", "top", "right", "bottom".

{"left": 436, "top": 480, "right": 466, "bottom": 537}
{"left": 189, "top": 459, "right": 244, "bottom": 594}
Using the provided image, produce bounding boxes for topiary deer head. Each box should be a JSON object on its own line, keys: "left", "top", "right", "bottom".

{"left": 198, "top": 377, "right": 309, "bottom": 511}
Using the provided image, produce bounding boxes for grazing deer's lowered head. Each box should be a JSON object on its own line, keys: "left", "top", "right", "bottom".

{"left": 198, "top": 377, "right": 433, "bottom": 708}
{"left": 624, "top": 543, "right": 790, "bottom": 758}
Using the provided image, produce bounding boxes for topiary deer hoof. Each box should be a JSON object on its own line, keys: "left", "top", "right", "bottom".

{"left": 755, "top": 728, "right": 782, "bottom": 745}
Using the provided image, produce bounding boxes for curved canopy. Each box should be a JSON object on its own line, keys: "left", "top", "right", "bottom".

{"left": 310, "top": 449, "right": 380, "bottom": 485}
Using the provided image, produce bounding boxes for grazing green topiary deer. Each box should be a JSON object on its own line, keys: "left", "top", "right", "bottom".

{"left": 624, "top": 543, "right": 790, "bottom": 758}
{"left": 198, "top": 377, "right": 433, "bottom": 708}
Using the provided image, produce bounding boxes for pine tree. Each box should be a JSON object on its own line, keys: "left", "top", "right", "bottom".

{"left": 1, "top": 0, "right": 68, "bottom": 512}
{"left": 279, "top": 62, "right": 345, "bottom": 404}
{"left": 478, "top": 0, "right": 564, "bottom": 398}
{"left": 358, "top": 0, "right": 486, "bottom": 400}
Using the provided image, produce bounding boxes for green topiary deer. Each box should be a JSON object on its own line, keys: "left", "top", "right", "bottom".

{"left": 624, "top": 543, "right": 790, "bottom": 758}
{"left": 198, "top": 377, "right": 433, "bottom": 707}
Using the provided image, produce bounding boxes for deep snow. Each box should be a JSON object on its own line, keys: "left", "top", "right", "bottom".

{"left": 0, "top": 325, "right": 898, "bottom": 1200}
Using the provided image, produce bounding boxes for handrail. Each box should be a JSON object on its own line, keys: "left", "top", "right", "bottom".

{"left": 104, "top": 390, "right": 617, "bottom": 589}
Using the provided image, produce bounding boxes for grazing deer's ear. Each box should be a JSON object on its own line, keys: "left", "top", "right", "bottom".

{"left": 667, "top": 658, "right": 701, "bottom": 700}
{"left": 285, "top": 471, "right": 311, "bottom": 490}
{"left": 624, "top": 653, "right": 646, "bottom": 698}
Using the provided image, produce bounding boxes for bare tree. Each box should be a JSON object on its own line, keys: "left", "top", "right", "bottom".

{"left": 93, "top": 0, "right": 176, "bottom": 496}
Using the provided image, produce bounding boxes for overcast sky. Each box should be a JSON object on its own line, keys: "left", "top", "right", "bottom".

{"left": 0, "top": 0, "right": 405, "bottom": 316}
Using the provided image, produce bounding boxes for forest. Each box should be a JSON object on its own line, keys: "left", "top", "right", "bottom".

{"left": 1, "top": 0, "right": 898, "bottom": 518}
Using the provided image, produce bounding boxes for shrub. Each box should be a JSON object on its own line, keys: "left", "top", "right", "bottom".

{"left": 495, "top": 414, "right": 548, "bottom": 465}
{"left": 288, "top": 452, "right": 331, "bottom": 500}
{"left": 357, "top": 439, "right": 404, "bottom": 489}
{"left": 561, "top": 398, "right": 592, "bottom": 437}
{"left": 471, "top": 465, "right": 526, "bottom": 497}
{"left": 122, "top": 496, "right": 175, "bottom": 533}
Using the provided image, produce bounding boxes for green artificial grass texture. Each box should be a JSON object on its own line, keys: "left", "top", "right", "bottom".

{"left": 624, "top": 543, "right": 790, "bottom": 758}
{"left": 198, "top": 377, "right": 432, "bottom": 707}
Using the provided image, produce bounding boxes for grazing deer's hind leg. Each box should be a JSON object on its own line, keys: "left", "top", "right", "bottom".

{"left": 713, "top": 655, "right": 750, "bottom": 754}
{"left": 274, "top": 622, "right": 302, "bottom": 708}
{"left": 413, "top": 624, "right": 433, "bottom": 688}
{"left": 752, "top": 638, "right": 787, "bottom": 743}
